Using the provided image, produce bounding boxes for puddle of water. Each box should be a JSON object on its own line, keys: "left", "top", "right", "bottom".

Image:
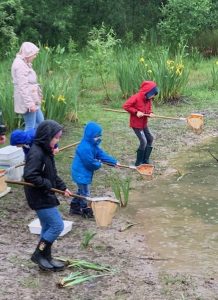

{"left": 126, "top": 138, "right": 218, "bottom": 275}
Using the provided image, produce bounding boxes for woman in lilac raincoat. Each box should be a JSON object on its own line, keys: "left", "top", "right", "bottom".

{"left": 11, "top": 42, "right": 44, "bottom": 131}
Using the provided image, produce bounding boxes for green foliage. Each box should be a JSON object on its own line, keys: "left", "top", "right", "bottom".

{"left": 108, "top": 175, "right": 131, "bottom": 207}
{"left": 187, "top": 47, "right": 204, "bottom": 69}
{"left": 87, "top": 23, "right": 121, "bottom": 100}
{"left": 158, "top": 0, "right": 212, "bottom": 47}
{"left": 115, "top": 47, "right": 145, "bottom": 98}
{"left": 18, "top": 0, "right": 73, "bottom": 46}
{"left": 143, "top": 47, "right": 190, "bottom": 103}
{"left": 58, "top": 271, "right": 104, "bottom": 288}
{"left": 34, "top": 45, "right": 80, "bottom": 123}
{"left": 80, "top": 231, "right": 96, "bottom": 249}
{"left": 210, "top": 61, "right": 218, "bottom": 89}
{"left": 115, "top": 46, "right": 189, "bottom": 103}
{"left": 192, "top": 29, "right": 218, "bottom": 57}
{"left": 0, "top": 60, "right": 22, "bottom": 130}
{"left": 0, "top": 0, "right": 22, "bottom": 58}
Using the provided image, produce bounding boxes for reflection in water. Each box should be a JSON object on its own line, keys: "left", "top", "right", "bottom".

{"left": 126, "top": 138, "right": 218, "bottom": 275}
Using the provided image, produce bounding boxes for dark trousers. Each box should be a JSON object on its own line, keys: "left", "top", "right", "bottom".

{"left": 133, "top": 127, "right": 154, "bottom": 151}
{"left": 71, "top": 183, "right": 90, "bottom": 208}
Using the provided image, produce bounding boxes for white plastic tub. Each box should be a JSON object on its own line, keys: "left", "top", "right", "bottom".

{"left": 0, "top": 146, "right": 25, "bottom": 180}
{"left": 0, "top": 146, "right": 24, "bottom": 162}
{"left": 28, "top": 218, "right": 74, "bottom": 237}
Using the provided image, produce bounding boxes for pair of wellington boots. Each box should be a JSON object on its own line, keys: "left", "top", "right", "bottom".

{"left": 69, "top": 202, "right": 94, "bottom": 218}
{"left": 31, "top": 239, "right": 64, "bottom": 271}
{"left": 135, "top": 146, "right": 153, "bottom": 166}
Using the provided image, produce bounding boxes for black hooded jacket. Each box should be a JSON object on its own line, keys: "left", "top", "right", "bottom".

{"left": 23, "top": 120, "right": 67, "bottom": 210}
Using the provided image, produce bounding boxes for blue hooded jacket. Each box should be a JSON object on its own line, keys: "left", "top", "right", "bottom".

{"left": 72, "top": 122, "right": 117, "bottom": 184}
{"left": 10, "top": 128, "right": 35, "bottom": 156}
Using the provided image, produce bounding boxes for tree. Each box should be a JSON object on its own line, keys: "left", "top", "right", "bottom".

{"left": 0, "top": 0, "right": 23, "bottom": 57}
{"left": 158, "top": 0, "right": 212, "bottom": 46}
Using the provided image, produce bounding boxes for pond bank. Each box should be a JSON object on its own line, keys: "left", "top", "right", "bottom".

{"left": 0, "top": 110, "right": 218, "bottom": 299}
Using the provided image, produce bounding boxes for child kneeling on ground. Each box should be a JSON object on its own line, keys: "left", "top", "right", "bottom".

{"left": 70, "top": 121, "right": 118, "bottom": 218}
{"left": 23, "top": 120, "right": 72, "bottom": 271}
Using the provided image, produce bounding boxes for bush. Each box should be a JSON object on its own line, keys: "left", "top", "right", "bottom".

{"left": 158, "top": 0, "right": 212, "bottom": 48}
{"left": 192, "top": 29, "right": 218, "bottom": 57}
{"left": 0, "top": 0, "right": 23, "bottom": 58}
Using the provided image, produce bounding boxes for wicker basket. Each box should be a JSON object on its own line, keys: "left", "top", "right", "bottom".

{"left": 91, "top": 200, "right": 118, "bottom": 227}
{"left": 0, "top": 172, "right": 7, "bottom": 193}
{"left": 0, "top": 172, "right": 11, "bottom": 197}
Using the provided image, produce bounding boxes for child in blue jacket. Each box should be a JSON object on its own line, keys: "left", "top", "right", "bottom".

{"left": 10, "top": 128, "right": 35, "bottom": 157}
{"left": 70, "top": 121, "right": 118, "bottom": 218}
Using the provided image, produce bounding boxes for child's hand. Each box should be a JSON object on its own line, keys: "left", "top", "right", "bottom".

{"left": 115, "top": 162, "right": 121, "bottom": 168}
{"left": 136, "top": 111, "right": 144, "bottom": 118}
{"left": 29, "top": 104, "right": 37, "bottom": 112}
{"left": 64, "top": 188, "right": 73, "bottom": 197}
{"left": 53, "top": 147, "right": 60, "bottom": 155}
{"left": 149, "top": 113, "right": 155, "bottom": 118}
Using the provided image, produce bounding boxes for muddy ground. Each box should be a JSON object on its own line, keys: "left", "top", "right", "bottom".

{"left": 0, "top": 110, "right": 218, "bottom": 300}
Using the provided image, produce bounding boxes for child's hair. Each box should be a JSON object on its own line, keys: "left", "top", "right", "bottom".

{"left": 145, "top": 87, "right": 159, "bottom": 99}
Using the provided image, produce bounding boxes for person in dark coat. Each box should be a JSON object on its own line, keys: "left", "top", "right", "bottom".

{"left": 70, "top": 121, "right": 118, "bottom": 217}
{"left": 122, "top": 81, "right": 159, "bottom": 166}
{"left": 10, "top": 128, "right": 59, "bottom": 157}
{"left": 23, "top": 120, "right": 72, "bottom": 271}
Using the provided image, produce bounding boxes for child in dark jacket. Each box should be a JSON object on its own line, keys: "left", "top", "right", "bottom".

{"left": 122, "top": 80, "right": 159, "bottom": 166}
{"left": 70, "top": 121, "right": 118, "bottom": 218}
{"left": 23, "top": 120, "right": 72, "bottom": 271}
{"left": 10, "top": 128, "right": 59, "bottom": 157}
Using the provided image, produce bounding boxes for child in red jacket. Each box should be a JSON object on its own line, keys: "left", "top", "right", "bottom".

{"left": 122, "top": 81, "right": 159, "bottom": 166}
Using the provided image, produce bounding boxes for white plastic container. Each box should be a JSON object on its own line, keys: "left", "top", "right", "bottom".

{"left": 28, "top": 218, "right": 74, "bottom": 237}
{"left": 0, "top": 146, "right": 25, "bottom": 180}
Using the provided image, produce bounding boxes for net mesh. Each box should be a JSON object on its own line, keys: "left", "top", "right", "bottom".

{"left": 136, "top": 164, "right": 154, "bottom": 176}
{"left": 91, "top": 201, "right": 118, "bottom": 227}
{"left": 186, "top": 114, "right": 204, "bottom": 134}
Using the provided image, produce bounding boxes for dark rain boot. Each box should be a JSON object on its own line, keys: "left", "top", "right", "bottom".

{"left": 31, "top": 239, "right": 54, "bottom": 271}
{"left": 143, "top": 146, "right": 153, "bottom": 164}
{"left": 69, "top": 201, "right": 83, "bottom": 216}
{"left": 135, "top": 149, "right": 144, "bottom": 166}
{"left": 81, "top": 207, "right": 94, "bottom": 219}
{"left": 44, "top": 242, "right": 65, "bottom": 272}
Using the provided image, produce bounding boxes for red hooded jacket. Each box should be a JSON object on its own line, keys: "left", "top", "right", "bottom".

{"left": 122, "top": 81, "right": 157, "bottom": 129}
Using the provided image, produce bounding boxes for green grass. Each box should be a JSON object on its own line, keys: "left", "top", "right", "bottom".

{"left": 1, "top": 49, "right": 218, "bottom": 195}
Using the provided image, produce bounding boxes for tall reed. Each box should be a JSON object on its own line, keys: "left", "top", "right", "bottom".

{"left": 210, "top": 60, "right": 218, "bottom": 89}
{"left": 115, "top": 46, "right": 189, "bottom": 103}
{"left": 0, "top": 60, "right": 22, "bottom": 130}
{"left": 108, "top": 175, "right": 131, "bottom": 207}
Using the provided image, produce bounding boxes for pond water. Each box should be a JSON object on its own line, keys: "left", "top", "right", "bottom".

{"left": 126, "top": 137, "right": 218, "bottom": 275}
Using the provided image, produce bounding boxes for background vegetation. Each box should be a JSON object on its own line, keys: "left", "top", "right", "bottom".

{"left": 0, "top": 0, "right": 217, "bottom": 131}
{"left": 1, "top": 0, "right": 218, "bottom": 57}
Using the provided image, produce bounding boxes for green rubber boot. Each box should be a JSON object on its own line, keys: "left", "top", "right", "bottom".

{"left": 135, "top": 149, "right": 144, "bottom": 166}
{"left": 143, "top": 146, "right": 153, "bottom": 164}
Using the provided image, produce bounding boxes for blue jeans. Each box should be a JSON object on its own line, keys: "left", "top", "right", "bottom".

{"left": 23, "top": 108, "right": 44, "bottom": 131}
{"left": 36, "top": 207, "right": 64, "bottom": 243}
{"left": 71, "top": 184, "right": 90, "bottom": 208}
